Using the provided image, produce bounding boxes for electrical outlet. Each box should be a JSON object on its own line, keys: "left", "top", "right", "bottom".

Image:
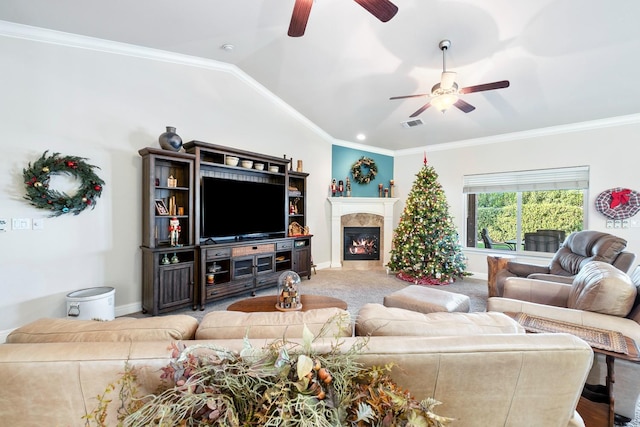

{"left": 614, "top": 220, "right": 622, "bottom": 228}
{"left": 0, "top": 218, "right": 7, "bottom": 232}
{"left": 606, "top": 220, "right": 614, "bottom": 229}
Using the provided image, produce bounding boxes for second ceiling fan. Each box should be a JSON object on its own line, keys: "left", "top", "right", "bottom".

{"left": 288, "top": 0, "right": 398, "bottom": 37}
{"left": 390, "top": 40, "right": 510, "bottom": 117}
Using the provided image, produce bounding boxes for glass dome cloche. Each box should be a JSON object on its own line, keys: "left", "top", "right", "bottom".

{"left": 275, "top": 271, "right": 302, "bottom": 311}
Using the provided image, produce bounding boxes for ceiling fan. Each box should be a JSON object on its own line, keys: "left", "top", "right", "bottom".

{"left": 390, "top": 40, "right": 510, "bottom": 117}
{"left": 288, "top": 0, "right": 398, "bottom": 37}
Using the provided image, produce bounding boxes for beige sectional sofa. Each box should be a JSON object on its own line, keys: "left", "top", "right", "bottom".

{"left": 0, "top": 304, "right": 593, "bottom": 427}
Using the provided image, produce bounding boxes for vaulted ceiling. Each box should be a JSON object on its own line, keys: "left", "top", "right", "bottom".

{"left": 2, "top": 0, "right": 640, "bottom": 151}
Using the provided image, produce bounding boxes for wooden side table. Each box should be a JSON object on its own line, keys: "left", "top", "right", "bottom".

{"left": 486, "top": 255, "right": 513, "bottom": 297}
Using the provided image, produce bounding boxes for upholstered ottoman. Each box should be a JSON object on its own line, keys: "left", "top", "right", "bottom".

{"left": 383, "top": 285, "right": 470, "bottom": 314}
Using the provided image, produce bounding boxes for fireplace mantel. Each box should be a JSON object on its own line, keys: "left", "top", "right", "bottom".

{"left": 328, "top": 197, "right": 399, "bottom": 267}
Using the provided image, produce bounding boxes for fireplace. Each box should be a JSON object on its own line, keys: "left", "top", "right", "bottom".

{"left": 343, "top": 227, "right": 380, "bottom": 261}
{"left": 328, "top": 197, "right": 398, "bottom": 268}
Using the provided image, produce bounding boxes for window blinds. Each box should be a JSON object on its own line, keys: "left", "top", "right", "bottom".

{"left": 463, "top": 166, "right": 589, "bottom": 193}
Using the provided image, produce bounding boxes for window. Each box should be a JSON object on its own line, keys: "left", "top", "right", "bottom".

{"left": 463, "top": 166, "right": 589, "bottom": 252}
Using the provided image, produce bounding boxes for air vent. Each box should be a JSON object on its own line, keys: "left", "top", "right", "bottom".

{"left": 401, "top": 118, "right": 424, "bottom": 128}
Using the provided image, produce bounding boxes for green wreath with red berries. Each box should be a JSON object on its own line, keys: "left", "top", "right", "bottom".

{"left": 23, "top": 151, "right": 105, "bottom": 216}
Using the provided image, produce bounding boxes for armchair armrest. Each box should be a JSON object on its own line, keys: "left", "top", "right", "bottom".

{"left": 503, "top": 277, "right": 572, "bottom": 307}
{"left": 506, "top": 261, "right": 551, "bottom": 277}
{"left": 527, "top": 273, "right": 575, "bottom": 284}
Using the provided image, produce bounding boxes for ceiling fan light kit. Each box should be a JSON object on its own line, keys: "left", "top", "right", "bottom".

{"left": 431, "top": 94, "right": 459, "bottom": 112}
{"left": 391, "top": 40, "right": 510, "bottom": 117}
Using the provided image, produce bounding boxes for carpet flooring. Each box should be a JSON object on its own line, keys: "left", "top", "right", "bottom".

{"left": 162, "top": 267, "right": 488, "bottom": 321}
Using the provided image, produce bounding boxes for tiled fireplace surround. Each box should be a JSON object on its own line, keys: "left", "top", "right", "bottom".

{"left": 328, "top": 197, "right": 399, "bottom": 268}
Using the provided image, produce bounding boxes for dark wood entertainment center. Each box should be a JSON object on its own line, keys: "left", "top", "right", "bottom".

{"left": 138, "top": 141, "right": 311, "bottom": 315}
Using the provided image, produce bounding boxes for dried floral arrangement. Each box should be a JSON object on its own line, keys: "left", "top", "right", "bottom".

{"left": 84, "top": 323, "right": 453, "bottom": 427}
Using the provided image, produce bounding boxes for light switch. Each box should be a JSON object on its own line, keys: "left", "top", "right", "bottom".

{"left": 12, "top": 218, "right": 31, "bottom": 230}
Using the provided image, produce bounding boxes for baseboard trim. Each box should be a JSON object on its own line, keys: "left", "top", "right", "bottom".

{"left": 116, "top": 302, "right": 142, "bottom": 317}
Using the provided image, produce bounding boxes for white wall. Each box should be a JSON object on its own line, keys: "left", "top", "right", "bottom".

{"left": 0, "top": 24, "right": 333, "bottom": 336}
{"left": 393, "top": 118, "right": 640, "bottom": 278}
{"left": 3, "top": 22, "right": 640, "bottom": 338}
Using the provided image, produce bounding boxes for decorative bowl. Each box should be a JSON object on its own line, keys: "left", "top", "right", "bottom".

{"left": 269, "top": 166, "right": 279, "bottom": 173}
{"left": 254, "top": 163, "right": 265, "bottom": 170}
{"left": 226, "top": 156, "right": 239, "bottom": 166}
{"left": 241, "top": 160, "right": 254, "bottom": 169}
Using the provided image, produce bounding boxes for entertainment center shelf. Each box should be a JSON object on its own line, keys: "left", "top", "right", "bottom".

{"left": 139, "top": 141, "right": 311, "bottom": 315}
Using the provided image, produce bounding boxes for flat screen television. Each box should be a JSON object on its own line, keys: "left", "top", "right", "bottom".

{"left": 201, "top": 176, "right": 286, "bottom": 242}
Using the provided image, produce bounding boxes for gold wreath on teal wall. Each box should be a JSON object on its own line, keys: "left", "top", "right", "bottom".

{"left": 350, "top": 156, "right": 378, "bottom": 184}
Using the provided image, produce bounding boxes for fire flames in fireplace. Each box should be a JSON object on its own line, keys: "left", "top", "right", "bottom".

{"left": 343, "top": 227, "right": 380, "bottom": 261}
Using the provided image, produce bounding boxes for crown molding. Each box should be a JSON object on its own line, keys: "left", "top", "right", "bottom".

{"left": 332, "top": 139, "right": 394, "bottom": 156}
{"left": 3, "top": 20, "right": 638, "bottom": 157}
{"left": 395, "top": 113, "right": 640, "bottom": 156}
{"left": 0, "top": 20, "right": 335, "bottom": 145}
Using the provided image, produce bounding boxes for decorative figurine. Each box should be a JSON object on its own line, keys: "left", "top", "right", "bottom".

{"left": 331, "top": 178, "right": 337, "bottom": 196}
{"left": 276, "top": 271, "right": 302, "bottom": 311}
{"left": 390, "top": 180, "right": 395, "bottom": 197}
{"left": 169, "top": 217, "right": 181, "bottom": 247}
{"left": 378, "top": 183, "right": 383, "bottom": 198}
{"left": 338, "top": 180, "right": 344, "bottom": 196}
{"left": 346, "top": 177, "right": 351, "bottom": 197}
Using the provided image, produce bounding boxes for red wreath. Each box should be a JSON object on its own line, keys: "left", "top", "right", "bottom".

{"left": 594, "top": 187, "right": 640, "bottom": 220}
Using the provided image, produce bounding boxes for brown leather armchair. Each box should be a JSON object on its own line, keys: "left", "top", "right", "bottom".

{"left": 493, "top": 230, "right": 636, "bottom": 297}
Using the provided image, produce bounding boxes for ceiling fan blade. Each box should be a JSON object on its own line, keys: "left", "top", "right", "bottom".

{"left": 440, "top": 71, "right": 457, "bottom": 90}
{"left": 288, "top": 0, "right": 314, "bottom": 37}
{"left": 454, "top": 99, "right": 476, "bottom": 113}
{"left": 390, "top": 93, "right": 429, "bottom": 100}
{"left": 410, "top": 103, "right": 431, "bottom": 117}
{"left": 353, "top": 0, "right": 398, "bottom": 22}
{"left": 459, "top": 80, "right": 510, "bottom": 94}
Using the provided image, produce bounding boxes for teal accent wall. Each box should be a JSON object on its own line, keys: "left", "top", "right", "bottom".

{"left": 331, "top": 145, "right": 394, "bottom": 197}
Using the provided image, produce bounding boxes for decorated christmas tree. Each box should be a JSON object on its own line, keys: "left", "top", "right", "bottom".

{"left": 387, "top": 155, "right": 467, "bottom": 285}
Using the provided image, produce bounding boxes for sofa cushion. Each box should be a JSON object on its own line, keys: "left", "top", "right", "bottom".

{"left": 355, "top": 303, "right": 524, "bottom": 337}
{"left": 568, "top": 261, "right": 636, "bottom": 317}
{"left": 5, "top": 315, "right": 199, "bottom": 343}
{"left": 195, "top": 308, "right": 351, "bottom": 340}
